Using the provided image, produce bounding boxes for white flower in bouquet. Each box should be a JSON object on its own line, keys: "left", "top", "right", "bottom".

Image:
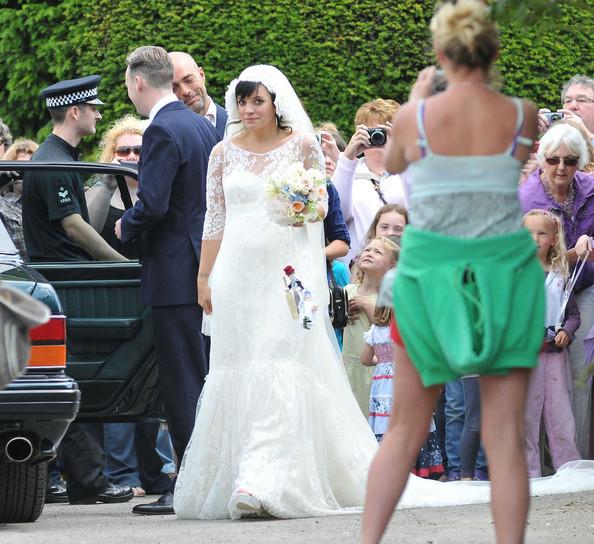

{"left": 265, "top": 164, "right": 327, "bottom": 226}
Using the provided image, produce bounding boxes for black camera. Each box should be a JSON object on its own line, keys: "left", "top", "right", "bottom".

{"left": 544, "top": 112, "right": 564, "bottom": 123}
{"left": 431, "top": 69, "right": 448, "bottom": 94}
{"left": 367, "top": 128, "right": 387, "bottom": 147}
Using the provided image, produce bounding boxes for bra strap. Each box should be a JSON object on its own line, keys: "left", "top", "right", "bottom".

{"left": 508, "top": 97, "right": 534, "bottom": 155}
{"left": 416, "top": 100, "right": 431, "bottom": 157}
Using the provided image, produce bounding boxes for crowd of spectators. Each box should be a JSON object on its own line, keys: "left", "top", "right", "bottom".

{"left": 1, "top": 58, "right": 593, "bottom": 506}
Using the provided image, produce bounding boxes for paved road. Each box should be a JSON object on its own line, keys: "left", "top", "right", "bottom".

{"left": 1, "top": 492, "right": 593, "bottom": 543}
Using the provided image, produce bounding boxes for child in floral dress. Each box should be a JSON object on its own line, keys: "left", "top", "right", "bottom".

{"left": 362, "top": 306, "right": 394, "bottom": 441}
{"left": 368, "top": 266, "right": 444, "bottom": 479}
{"left": 362, "top": 305, "right": 444, "bottom": 478}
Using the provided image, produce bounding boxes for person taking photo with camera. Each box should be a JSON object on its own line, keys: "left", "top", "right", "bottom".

{"left": 538, "top": 75, "right": 594, "bottom": 142}
{"left": 326, "top": 99, "right": 406, "bottom": 267}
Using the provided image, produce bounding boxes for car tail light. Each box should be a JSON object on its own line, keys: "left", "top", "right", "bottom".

{"left": 27, "top": 315, "right": 67, "bottom": 368}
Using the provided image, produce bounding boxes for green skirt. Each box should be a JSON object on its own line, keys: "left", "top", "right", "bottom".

{"left": 393, "top": 227, "right": 544, "bottom": 387}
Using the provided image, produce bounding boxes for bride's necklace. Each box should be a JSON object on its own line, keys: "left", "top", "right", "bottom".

{"left": 541, "top": 173, "right": 575, "bottom": 216}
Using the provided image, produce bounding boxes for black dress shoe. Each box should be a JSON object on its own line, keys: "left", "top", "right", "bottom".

{"left": 70, "top": 483, "right": 134, "bottom": 505}
{"left": 46, "top": 483, "right": 69, "bottom": 504}
{"left": 132, "top": 491, "right": 174, "bottom": 515}
{"left": 98, "top": 483, "right": 134, "bottom": 503}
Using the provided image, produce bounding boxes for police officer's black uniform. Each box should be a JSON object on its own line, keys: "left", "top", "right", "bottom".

{"left": 23, "top": 134, "right": 92, "bottom": 261}
{"left": 22, "top": 76, "right": 132, "bottom": 505}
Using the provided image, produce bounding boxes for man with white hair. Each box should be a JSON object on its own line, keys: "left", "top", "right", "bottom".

{"left": 538, "top": 74, "right": 594, "bottom": 141}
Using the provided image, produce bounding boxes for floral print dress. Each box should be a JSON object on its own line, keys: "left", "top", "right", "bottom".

{"left": 365, "top": 323, "right": 444, "bottom": 479}
{"left": 365, "top": 324, "right": 394, "bottom": 440}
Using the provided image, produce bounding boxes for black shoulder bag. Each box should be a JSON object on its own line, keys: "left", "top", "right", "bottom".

{"left": 327, "top": 261, "right": 349, "bottom": 329}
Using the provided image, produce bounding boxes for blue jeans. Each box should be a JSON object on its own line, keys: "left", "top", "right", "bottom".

{"left": 47, "top": 457, "right": 64, "bottom": 486}
{"left": 460, "top": 376, "right": 482, "bottom": 478}
{"left": 445, "top": 379, "right": 487, "bottom": 474}
{"left": 156, "top": 425, "right": 176, "bottom": 475}
{"left": 103, "top": 423, "right": 141, "bottom": 487}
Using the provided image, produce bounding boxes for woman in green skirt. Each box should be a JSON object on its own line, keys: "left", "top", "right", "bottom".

{"left": 362, "top": 1, "right": 543, "bottom": 542}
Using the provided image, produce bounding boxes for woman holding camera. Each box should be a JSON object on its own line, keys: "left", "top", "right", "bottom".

{"left": 520, "top": 122, "right": 594, "bottom": 460}
{"left": 327, "top": 99, "right": 407, "bottom": 267}
{"left": 362, "top": 1, "right": 545, "bottom": 542}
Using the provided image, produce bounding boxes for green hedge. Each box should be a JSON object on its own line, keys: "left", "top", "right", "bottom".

{"left": 0, "top": 0, "right": 593, "bottom": 158}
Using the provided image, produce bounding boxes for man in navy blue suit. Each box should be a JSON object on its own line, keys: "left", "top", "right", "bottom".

{"left": 169, "top": 51, "right": 227, "bottom": 367}
{"left": 169, "top": 51, "right": 227, "bottom": 140}
{"left": 115, "top": 45, "right": 219, "bottom": 515}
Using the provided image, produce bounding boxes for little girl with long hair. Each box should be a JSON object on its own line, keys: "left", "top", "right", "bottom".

{"left": 343, "top": 237, "right": 398, "bottom": 414}
{"left": 523, "top": 209, "right": 581, "bottom": 477}
{"left": 364, "top": 204, "right": 408, "bottom": 246}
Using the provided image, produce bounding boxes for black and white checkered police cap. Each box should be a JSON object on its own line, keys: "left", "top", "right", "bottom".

{"left": 40, "top": 75, "right": 105, "bottom": 109}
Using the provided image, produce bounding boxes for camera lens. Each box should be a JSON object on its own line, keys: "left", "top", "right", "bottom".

{"left": 369, "top": 129, "right": 386, "bottom": 146}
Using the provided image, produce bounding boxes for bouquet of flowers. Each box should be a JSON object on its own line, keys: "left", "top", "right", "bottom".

{"left": 265, "top": 163, "right": 327, "bottom": 226}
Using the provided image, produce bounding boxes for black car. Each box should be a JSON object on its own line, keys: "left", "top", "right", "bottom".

{"left": 0, "top": 161, "right": 162, "bottom": 522}
{"left": 0, "top": 218, "right": 78, "bottom": 523}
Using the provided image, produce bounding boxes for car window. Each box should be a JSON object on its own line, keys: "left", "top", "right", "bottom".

{"left": 0, "top": 219, "right": 19, "bottom": 256}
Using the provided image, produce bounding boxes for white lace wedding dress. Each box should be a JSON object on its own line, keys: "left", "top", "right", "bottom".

{"left": 173, "top": 132, "right": 594, "bottom": 520}
{"left": 174, "top": 133, "right": 377, "bottom": 519}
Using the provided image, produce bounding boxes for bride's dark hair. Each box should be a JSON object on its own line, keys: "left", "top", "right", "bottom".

{"left": 232, "top": 80, "right": 292, "bottom": 132}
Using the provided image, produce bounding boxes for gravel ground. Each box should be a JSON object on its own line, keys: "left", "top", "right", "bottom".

{"left": 1, "top": 491, "right": 593, "bottom": 543}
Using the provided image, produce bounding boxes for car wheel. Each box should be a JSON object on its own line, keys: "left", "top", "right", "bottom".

{"left": 0, "top": 459, "right": 47, "bottom": 522}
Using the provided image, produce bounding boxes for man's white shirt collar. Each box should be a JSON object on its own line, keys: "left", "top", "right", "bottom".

{"left": 204, "top": 97, "right": 217, "bottom": 127}
{"left": 148, "top": 94, "right": 179, "bottom": 124}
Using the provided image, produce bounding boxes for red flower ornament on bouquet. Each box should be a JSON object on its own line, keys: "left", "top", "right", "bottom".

{"left": 282, "top": 265, "right": 318, "bottom": 329}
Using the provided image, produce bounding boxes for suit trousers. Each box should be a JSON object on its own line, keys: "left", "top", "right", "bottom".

{"left": 525, "top": 350, "right": 580, "bottom": 478}
{"left": 151, "top": 304, "right": 206, "bottom": 475}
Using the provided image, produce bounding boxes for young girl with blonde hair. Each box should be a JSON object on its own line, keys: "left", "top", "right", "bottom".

{"left": 523, "top": 209, "right": 581, "bottom": 477}
{"left": 343, "top": 237, "right": 398, "bottom": 414}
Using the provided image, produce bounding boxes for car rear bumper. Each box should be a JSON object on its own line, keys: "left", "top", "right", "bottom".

{"left": 0, "top": 369, "right": 80, "bottom": 463}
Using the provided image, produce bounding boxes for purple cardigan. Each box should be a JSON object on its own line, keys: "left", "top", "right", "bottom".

{"left": 519, "top": 169, "right": 594, "bottom": 293}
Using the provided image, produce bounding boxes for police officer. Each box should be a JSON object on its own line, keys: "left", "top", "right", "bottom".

{"left": 23, "top": 75, "right": 126, "bottom": 262}
{"left": 22, "top": 76, "right": 132, "bottom": 505}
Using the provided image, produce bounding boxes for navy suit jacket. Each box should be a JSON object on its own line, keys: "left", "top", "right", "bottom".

{"left": 214, "top": 103, "right": 227, "bottom": 140}
{"left": 120, "top": 101, "right": 219, "bottom": 307}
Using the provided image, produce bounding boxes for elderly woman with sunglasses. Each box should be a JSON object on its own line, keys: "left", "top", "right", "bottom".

{"left": 86, "top": 115, "right": 145, "bottom": 257}
{"left": 519, "top": 122, "right": 594, "bottom": 460}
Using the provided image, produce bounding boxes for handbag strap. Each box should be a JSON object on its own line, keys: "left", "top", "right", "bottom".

{"left": 327, "top": 259, "right": 338, "bottom": 289}
{"left": 556, "top": 255, "right": 587, "bottom": 327}
{"left": 370, "top": 177, "right": 388, "bottom": 205}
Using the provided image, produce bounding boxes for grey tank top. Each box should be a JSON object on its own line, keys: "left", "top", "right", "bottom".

{"left": 408, "top": 97, "right": 532, "bottom": 238}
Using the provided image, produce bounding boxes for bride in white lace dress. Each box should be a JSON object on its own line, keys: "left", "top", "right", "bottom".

{"left": 173, "top": 65, "right": 378, "bottom": 519}
{"left": 173, "top": 65, "right": 594, "bottom": 522}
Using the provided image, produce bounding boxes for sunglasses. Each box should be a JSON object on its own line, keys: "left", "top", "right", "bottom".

{"left": 115, "top": 145, "right": 142, "bottom": 156}
{"left": 545, "top": 156, "right": 579, "bottom": 167}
